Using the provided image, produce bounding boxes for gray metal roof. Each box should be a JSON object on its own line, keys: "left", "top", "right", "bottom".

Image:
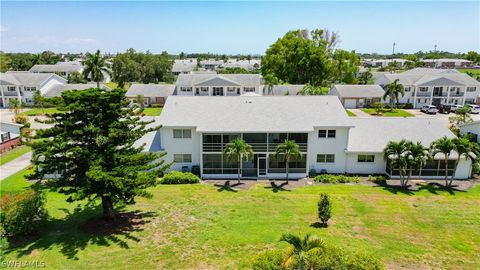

{"left": 2, "top": 72, "right": 67, "bottom": 86}
{"left": 175, "top": 73, "right": 263, "bottom": 87}
{"left": 126, "top": 84, "right": 175, "bottom": 97}
{"left": 0, "top": 73, "right": 21, "bottom": 85}
{"left": 331, "top": 84, "right": 384, "bottom": 98}
{"left": 401, "top": 68, "right": 459, "bottom": 75}
{"left": 29, "top": 64, "right": 83, "bottom": 73}
{"left": 159, "top": 96, "right": 353, "bottom": 132}
{"left": 347, "top": 118, "right": 456, "bottom": 153}
{"left": 382, "top": 72, "right": 480, "bottom": 86}
{"left": 43, "top": 83, "right": 111, "bottom": 98}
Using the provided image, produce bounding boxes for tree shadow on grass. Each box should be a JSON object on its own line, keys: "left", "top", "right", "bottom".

{"left": 264, "top": 181, "right": 291, "bottom": 193}
{"left": 214, "top": 180, "right": 241, "bottom": 192}
{"left": 7, "top": 203, "right": 157, "bottom": 261}
{"left": 375, "top": 183, "right": 415, "bottom": 196}
{"left": 374, "top": 181, "right": 466, "bottom": 196}
{"left": 310, "top": 222, "right": 328, "bottom": 228}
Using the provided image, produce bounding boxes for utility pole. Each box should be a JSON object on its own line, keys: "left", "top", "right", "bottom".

{"left": 392, "top": 42, "right": 396, "bottom": 57}
{"left": 434, "top": 44, "right": 438, "bottom": 68}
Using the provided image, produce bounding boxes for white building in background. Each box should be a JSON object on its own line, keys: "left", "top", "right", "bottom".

{"left": 0, "top": 72, "right": 67, "bottom": 107}
{"left": 365, "top": 59, "right": 408, "bottom": 68}
{"left": 29, "top": 61, "right": 111, "bottom": 82}
{"left": 144, "top": 96, "right": 472, "bottom": 180}
{"left": 172, "top": 59, "right": 197, "bottom": 75}
{"left": 174, "top": 73, "right": 264, "bottom": 96}
{"left": 421, "top": 59, "right": 473, "bottom": 69}
{"left": 329, "top": 85, "right": 384, "bottom": 108}
{"left": 375, "top": 68, "right": 480, "bottom": 108}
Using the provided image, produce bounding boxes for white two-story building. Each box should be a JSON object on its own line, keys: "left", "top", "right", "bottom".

{"left": 375, "top": 68, "right": 480, "bottom": 108}
{"left": 147, "top": 96, "right": 472, "bottom": 180}
{"left": 174, "top": 73, "right": 264, "bottom": 96}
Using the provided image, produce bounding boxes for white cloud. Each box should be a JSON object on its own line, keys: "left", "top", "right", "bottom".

{"left": 0, "top": 25, "right": 8, "bottom": 32}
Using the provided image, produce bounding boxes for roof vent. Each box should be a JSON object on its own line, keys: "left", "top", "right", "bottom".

{"left": 245, "top": 100, "right": 252, "bottom": 104}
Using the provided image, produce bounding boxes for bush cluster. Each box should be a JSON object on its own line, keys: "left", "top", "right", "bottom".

{"left": 149, "top": 104, "right": 163, "bottom": 108}
{"left": 314, "top": 174, "right": 360, "bottom": 184}
{"left": 252, "top": 245, "right": 384, "bottom": 270}
{"left": 368, "top": 175, "right": 387, "bottom": 185}
{"left": 160, "top": 171, "right": 200, "bottom": 184}
{"left": 13, "top": 114, "right": 28, "bottom": 125}
{"left": 0, "top": 190, "right": 47, "bottom": 237}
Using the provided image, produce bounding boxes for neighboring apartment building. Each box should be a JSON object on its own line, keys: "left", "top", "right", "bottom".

{"left": 146, "top": 96, "right": 471, "bottom": 179}
{"left": 0, "top": 122, "right": 23, "bottom": 153}
{"left": 126, "top": 84, "right": 175, "bottom": 106}
{"left": 29, "top": 61, "right": 84, "bottom": 79}
{"left": 172, "top": 58, "right": 261, "bottom": 75}
{"left": 421, "top": 59, "right": 473, "bottom": 69}
{"left": 375, "top": 68, "right": 480, "bottom": 108}
{"left": 175, "top": 73, "right": 264, "bottom": 96}
{"left": 0, "top": 72, "right": 67, "bottom": 107}
{"left": 329, "top": 85, "right": 384, "bottom": 108}
{"left": 364, "top": 59, "right": 408, "bottom": 68}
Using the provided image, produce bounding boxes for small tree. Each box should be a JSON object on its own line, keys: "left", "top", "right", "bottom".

{"left": 449, "top": 106, "right": 472, "bottom": 131}
{"left": 68, "top": 71, "right": 86, "bottom": 83}
{"left": 430, "top": 137, "right": 455, "bottom": 187}
{"left": 371, "top": 102, "right": 384, "bottom": 115}
{"left": 383, "top": 139, "right": 410, "bottom": 187}
{"left": 135, "top": 94, "right": 145, "bottom": 109}
{"left": 383, "top": 79, "right": 404, "bottom": 111}
{"left": 275, "top": 139, "right": 301, "bottom": 184}
{"left": 223, "top": 138, "right": 253, "bottom": 183}
{"left": 9, "top": 98, "right": 22, "bottom": 115}
{"left": 33, "top": 90, "right": 46, "bottom": 115}
{"left": 279, "top": 233, "right": 325, "bottom": 270}
{"left": 317, "top": 193, "right": 332, "bottom": 226}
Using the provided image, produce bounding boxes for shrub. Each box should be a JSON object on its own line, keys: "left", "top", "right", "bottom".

{"left": 0, "top": 190, "right": 47, "bottom": 237}
{"left": 13, "top": 114, "right": 28, "bottom": 125}
{"left": 160, "top": 171, "right": 200, "bottom": 184}
{"left": 149, "top": 104, "right": 163, "bottom": 108}
{"left": 318, "top": 193, "right": 332, "bottom": 225}
{"left": 314, "top": 174, "right": 360, "bottom": 184}
{"left": 252, "top": 249, "right": 285, "bottom": 270}
{"left": 368, "top": 175, "right": 387, "bottom": 185}
{"left": 403, "top": 103, "right": 414, "bottom": 109}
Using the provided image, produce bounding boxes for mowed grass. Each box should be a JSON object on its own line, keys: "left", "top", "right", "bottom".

{"left": 361, "top": 108, "right": 415, "bottom": 117}
{"left": 458, "top": 68, "right": 480, "bottom": 75}
{"left": 0, "top": 168, "right": 31, "bottom": 197}
{"left": 0, "top": 145, "right": 31, "bottom": 165}
{"left": 346, "top": 110, "right": 356, "bottom": 117}
{"left": 3, "top": 172, "right": 480, "bottom": 270}
{"left": 21, "top": 108, "right": 61, "bottom": 116}
{"left": 143, "top": 107, "right": 162, "bottom": 116}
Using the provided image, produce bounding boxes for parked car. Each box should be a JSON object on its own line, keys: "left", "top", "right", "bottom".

{"left": 437, "top": 104, "right": 451, "bottom": 114}
{"left": 420, "top": 105, "right": 438, "bottom": 114}
{"left": 450, "top": 104, "right": 464, "bottom": 113}
{"left": 467, "top": 104, "right": 480, "bottom": 114}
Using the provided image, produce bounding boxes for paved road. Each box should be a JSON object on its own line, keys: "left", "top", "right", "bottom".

{"left": 0, "top": 152, "right": 32, "bottom": 181}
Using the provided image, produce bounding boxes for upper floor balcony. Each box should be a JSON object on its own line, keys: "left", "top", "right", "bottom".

{"left": 415, "top": 92, "right": 431, "bottom": 97}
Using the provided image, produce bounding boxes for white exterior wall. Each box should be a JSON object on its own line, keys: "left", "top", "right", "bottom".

{"left": 308, "top": 127, "right": 349, "bottom": 174}
{"left": 159, "top": 127, "right": 201, "bottom": 172}
{"left": 459, "top": 123, "right": 480, "bottom": 143}
{"left": 345, "top": 153, "right": 386, "bottom": 174}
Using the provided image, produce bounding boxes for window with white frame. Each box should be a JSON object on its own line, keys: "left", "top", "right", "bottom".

{"left": 7, "top": 86, "right": 16, "bottom": 92}
{"left": 318, "top": 129, "right": 336, "bottom": 138}
{"left": 358, "top": 155, "right": 375, "bottom": 163}
{"left": 173, "top": 154, "right": 192, "bottom": 163}
{"left": 173, "top": 129, "right": 192, "bottom": 138}
{"left": 419, "top": 87, "right": 428, "bottom": 92}
{"left": 317, "top": 154, "right": 335, "bottom": 163}
{"left": 243, "top": 87, "right": 255, "bottom": 93}
{"left": 180, "top": 87, "right": 192, "bottom": 92}
{"left": 24, "top": 86, "right": 37, "bottom": 91}
{"left": 227, "top": 87, "right": 236, "bottom": 92}
{"left": 467, "top": 87, "right": 476, "bottom": 92}
{"left": 404, "top": 87, "right": 411, "bottom": 92}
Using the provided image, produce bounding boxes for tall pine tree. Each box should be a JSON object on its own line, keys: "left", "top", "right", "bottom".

{"left": 28, "top": 88, "right": 168, "bottom": 220}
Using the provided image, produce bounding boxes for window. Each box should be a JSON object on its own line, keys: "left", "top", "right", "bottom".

{"left": 404, "top": 87, "right": 411, "bottom": 92}
{"left": 1, "top": 132, "right": 11, "bottom": 142}
{"left": 24, "top": 86, "right": 36, "bottom": 91}
{"left": 174, "top": 154, "right": 192, "bottom": 163}
{"left": 467, "top": 87, "right": 476, "bottom": 92}
{"left": 227, "top": 87, "right": 237, "bottom": 92}
{"left": 244, "top": 87, "right": 255, "bottom": 93}
{"left": 173, "top": 129, "right": 191, "bottom": 138}
{"left": 317, "top": 154, "right": 335, "bottom": 163}
{"left": 419, "top": 87, "right": 428, "bottom": 92}
{"left": 7, "top": 86, "right": 16, "bottom": 92}
{"left": 318, "top": 129, "right": 336, "bottom": 138}
{"left": 358, "top": 155, "right": 375, "bottom": 163}
{"left": 180, "top": 87, "right": 192, "bottom": 92}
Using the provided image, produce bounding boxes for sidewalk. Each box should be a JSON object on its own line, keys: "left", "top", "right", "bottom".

{"left": 0, "top": 152, "right": 32, "bottom": 180}
{"left": 349, "top": 109, "right": 372, "bottom": 117}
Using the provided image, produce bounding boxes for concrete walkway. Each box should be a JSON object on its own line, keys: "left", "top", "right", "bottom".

{"left": 0, "top": 152, "right": 32, "bottom": 181}
{"left": 349, "top": 109, "right": 372, "bottom": 117}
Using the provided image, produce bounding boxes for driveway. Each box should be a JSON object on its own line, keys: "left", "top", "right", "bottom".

{"left": 0, "top": 152, "right": 32, "bottom": 180}
{"left": 407, "top": 109, "right": 480, "bottom": 128}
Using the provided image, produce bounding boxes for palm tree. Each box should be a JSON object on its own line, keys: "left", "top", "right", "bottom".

{"left": 275, "top": 139, "right": 301, "bottom": 184}
{"left": 9, "top": 98, "right": 22, "bottom": 115}
{"left": 451, "top": 138, "right": 479, "bottom": 186}
{"left": 223, "top": 138, "right": 253, "bottom": 183}
{"left": 383, "top": 140, "right": 409, "bottom": 186}
{"left": 135, "top": 94, "right": 145, "bottom": 109}
{"left": 430, "top": 137, "right": 455, "bottom": 187}
{"left": 280, "top": 233, "right": 325, "bottom": 270}
{"left": 383, "top": 79, "right": 404, "bottom": 111}
{"left": 406, "top": 142, "right": 430, "bottom": 182}
{"left": 82, "top": 50, "right": 110, "bottom": 88}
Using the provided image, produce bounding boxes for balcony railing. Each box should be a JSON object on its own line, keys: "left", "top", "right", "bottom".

{"left": 450, "top": 93, "right": 464, "bottom": 97}
{"left": 416, "top": 92, "right": 431, "bottom": 97}
{"left": 203, "top": 142, "right": 308, "bottom": 152}
{"left": 432, "top": 93, "right": 447, "bottom": 97}
{"left": 2, "top": 91, "right": 18, "bottom": 96}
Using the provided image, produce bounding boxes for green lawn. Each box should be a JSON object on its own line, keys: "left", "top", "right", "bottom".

{"left": 143, "top": 107, "right": 162, "bottom": 116}
{"left": 0, "top": 168, "right": 31, "bottom": 197}
{"left": 21, "top": 107, "right": 61, "bottom": 116}
{"left": 3, "top": 173, "right": 480, "bottom": 269}
{"left": 0, "top": 145, "right": 31, "bottom": 166}
{"left": 361, "top": 108, "right": 415, "bottom": 117}
{"left": 346, "top": 110, "right": 356, "bottom": 117}
{"left": 457, "top": 69, "right": 480, "bottom": 75}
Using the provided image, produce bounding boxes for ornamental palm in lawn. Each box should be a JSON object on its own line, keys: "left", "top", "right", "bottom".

{"left": 406, "top": 141, "right": 430, "bottom": 181}
{"left": 223, "top": 138, "right": 253, "bottom": 183}
{"left": 451, "top": 137, "right": 479, "bottom": 185}
{"left": 280, "top": 233, "right": 325, "bottom": 270}
{"left": 383, "top": 139, "right": 410, "bottom": 187}
{"left": 275, "top": 139, "right": 301, "bottom": 184}
{"left": 430, "top": 137, "right": 456, "bottom": 187}
{"left": 83, "top": 50, "right": 110, "bottom": 88}
{"left": 383, "top": 79, "right": 404, "bottom": 110}
{"left": 9, "top": 98, "right": 21, "bottom": 115}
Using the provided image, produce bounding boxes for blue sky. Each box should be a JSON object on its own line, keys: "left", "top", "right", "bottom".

{"left": 1, "top": 1, "right": 478, "bottom": 54}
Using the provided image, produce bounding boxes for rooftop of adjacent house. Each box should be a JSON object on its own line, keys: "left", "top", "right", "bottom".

{"left": 175, "top": 73, "right": 263, "bottom": 86}
{"left": 43, "top": 83, "right": 111, "bottom": 98}
{"left": 347, "top": 118, "right": 456, "bottom": 153}
{"left": 271, "top": 85, "right": 305, "bottom": 96}
{"left": 29, "top": 63, "right": 83, "bottom": 73}
{"left": 126, "top": 84, "right": 176, "bottom": 97}
{"left": 332, "top": 84, "right": 385, "bottom": 98}
{"left": 159, "top": 96, "right": 353, "bottom": 132}
{"left": 401, "top": 68, "right": 460, "bottom": 75}
{"left": 1, "top": 72, "right": 66, "bottom": 86}
{"left": 172, "top": 59, "right": 197, "bottom": 73}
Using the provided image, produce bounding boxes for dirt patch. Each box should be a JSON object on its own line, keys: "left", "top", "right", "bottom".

{"left": 80, "top": 212, "right": 147, "bottom": 235}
